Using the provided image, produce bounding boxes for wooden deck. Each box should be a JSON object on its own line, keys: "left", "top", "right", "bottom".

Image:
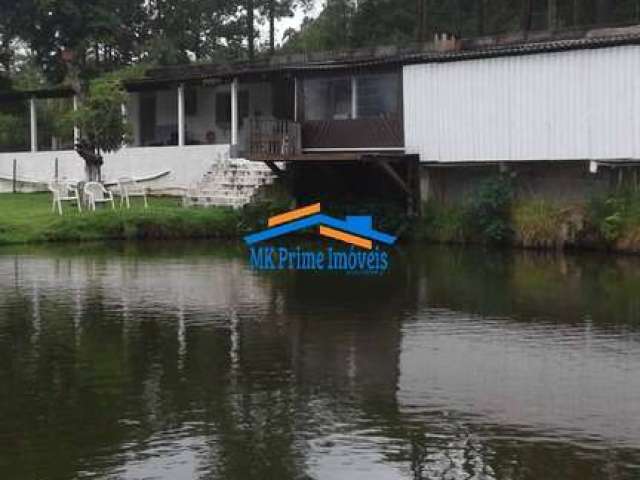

{"left": 247, "top": 150, "right": 404, "bottom": 162}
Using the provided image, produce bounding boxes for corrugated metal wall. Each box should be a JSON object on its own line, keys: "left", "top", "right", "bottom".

{"left": 403, "top": 45, "right": 640, "bottom": 162}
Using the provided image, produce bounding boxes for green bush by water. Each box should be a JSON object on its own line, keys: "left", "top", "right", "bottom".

{"left": 512, "top": 200, "right": 584, "bottom": 250}
{"left": 587, "top": 189, "right": 640, "bottom": 251}
{"left": 418, "top": 201, "right": 468, "bottom": 243}
{"left": 417, "top": 175, "right": 513, "bottom": 244}
{"left": 465, "top": 176, "right": 513, "bottom": 243}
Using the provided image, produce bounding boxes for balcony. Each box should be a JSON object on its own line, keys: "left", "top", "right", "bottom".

{"left": 247, "top": 118, "right": 302, "bottom": 161}
{"left": 246, "top": 114, "right": 404, "bottom": 162}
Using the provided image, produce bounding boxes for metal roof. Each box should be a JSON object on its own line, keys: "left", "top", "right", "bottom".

{"left": 139, "top": 25, "right": 640, "bottom": 84}
{"left": 2, "top": 24, "right": 640, "bottom": 98}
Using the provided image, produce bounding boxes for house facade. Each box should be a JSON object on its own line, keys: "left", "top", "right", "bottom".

{"left": 2, "top": 24, "right": 640, "bottom": 206}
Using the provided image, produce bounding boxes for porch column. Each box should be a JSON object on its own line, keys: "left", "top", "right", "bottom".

{"left": 351, "top": 76, "right": 358, "bottom": 119}
{"left": 231, "top": 77, "right": 239, "bottom": 147}
{"left": 73, "top": 95, "right": 80, "bottom": 145}
{"left": 29, "top": 97, "right": 37, "bottom": 152}
{"left": 293, "top": 77, "right": 298, "bottom": 122}
{"left": 177, "top": 83, "right": 185, "bottom": 146}
{"left": 120, "top": 102, "right": 128, "bottom": 147}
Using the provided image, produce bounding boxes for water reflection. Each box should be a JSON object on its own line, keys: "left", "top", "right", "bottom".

{"left": 0, "top": 242, "right": 638, "bottom": 479}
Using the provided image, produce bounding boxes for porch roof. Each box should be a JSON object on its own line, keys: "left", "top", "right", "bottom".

{"left": 0, "top": 86, "right": 74, "bottom": 102}
{"left": 137, "top": 24, "right": 640, "bottom": 85}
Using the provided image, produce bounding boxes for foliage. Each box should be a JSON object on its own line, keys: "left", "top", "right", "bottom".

{"left": 416, "top": 176, "right": 512, "bottom": 245}
{"left": 2, "top": 0, "right": 639, "bottom": 86}
{"left": 465, "top": 175, "right": 513, "bottom": 243}
{"left": 297, "top": 198, "right": 404, "bottom": 235}
{"left": 74, "top": 77, "right": 130, "bottom": 152}
{"left": 57, "top": 74, "right": 131, "bottom": 181}
{"left": 284, "top": 0, "right": 640, "bottom": 53}
{"left": 101, "top": 63, "right": 154, "bottom": 82}
{"left": 0, "top": 112, "right": 28, "bottom": 150}
{"left": 283, "top": 0, "right": 355, "bottom": 52}
{"left": 417, "top": 201, "right": 468, "bottom": 244}
{"left": 512, "top": 200, "right": 583, "bottom": 249}
{"left": 586, "top": 190, "right": 640, "bottom": 249}
{"left": 37, "top": 98, "right": 75, "bottom": 145}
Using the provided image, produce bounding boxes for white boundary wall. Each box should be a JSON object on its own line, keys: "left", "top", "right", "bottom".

{"left": 403, "top": 45, "right": 640, "bottom": 162}
{"left": 0, "top": 144, "right": 230, "bottom": 193}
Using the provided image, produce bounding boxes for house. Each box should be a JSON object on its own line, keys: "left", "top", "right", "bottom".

{"left": 2, "top": 24, "right": 640, "bottom": 208}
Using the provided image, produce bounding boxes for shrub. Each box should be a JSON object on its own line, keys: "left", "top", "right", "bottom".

{"left": 512, "top": 200, "right": 583, "bottom": 249}
{"left": 417, "top": 201, "right": 468, "bottom": 243}
{"left": 465, "top": 176, "right": 513, "bottom": 243}
{"left": 587, "top": 190, "right": 640, "bottom": 250}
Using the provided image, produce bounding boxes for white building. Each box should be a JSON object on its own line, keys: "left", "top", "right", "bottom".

{"left": 2, "top": 25, "right": 640, "bottom": 204}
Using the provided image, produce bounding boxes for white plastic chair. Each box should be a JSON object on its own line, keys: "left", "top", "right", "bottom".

{"left": 84, "top": 182, "right": 115, "bottom": 211}
{"left": 48, "top": 180, "right": 82, "bottom": 215}
{"left": 118, "top": 177, "right": 148, "bottom": 208}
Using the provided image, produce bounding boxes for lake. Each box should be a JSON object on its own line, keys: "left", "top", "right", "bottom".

{"left": 0, "top": 242, "right": 638, "bottom": 479}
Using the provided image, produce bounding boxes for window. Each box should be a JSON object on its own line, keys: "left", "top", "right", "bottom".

{"left": 356, "top": 73, "right": 399, "bottom": 118}
{"left": 303, "top": 73, "right": 400, "bottom": 121}
{"left": 303, "top": 76, "right": 352, "bottom": 121}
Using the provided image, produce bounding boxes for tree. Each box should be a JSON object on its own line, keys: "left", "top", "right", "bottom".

{"left": 548, "top": 0, "right": 557, "bottom": 30}
{"left": 283, "top": 0, "right": 356, "bottom": 51}
{"left": 257, "top": 0, "right": 313, "bottom": 54}
{"left": 596, "top": 0, "right": 613, "bottom": 24}
{"left": 248, "top": 0, "right": 256, "bottom": 59}
{"left": 0, "top": 0, "right": 32, "bottom": 74}
{"left": 73, "top": 77, "right": 130, "bottom": 182}
{"left": 142, "top": 0, "right": 246, "bottom": 64}
{"left": 520, "top": 0, "right": 533, "bottom": 33}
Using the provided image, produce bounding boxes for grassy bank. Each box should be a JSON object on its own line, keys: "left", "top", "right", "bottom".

{"left": 415, "top": 176, "right": 640, "bottom": 253}
{"left": 0, "top": 193, "right": 254, "bottom": 245}
{"left": 7, "top": 188, "right": 640, "bottom": 253}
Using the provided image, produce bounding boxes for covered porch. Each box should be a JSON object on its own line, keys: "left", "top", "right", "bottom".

{"left": 0, "top": 61, "right": 406, "bottom": 161}
{"left": 0, "top": 61, "right": 411, "bottom": 204}
{"left": 121, "top": 63, "right": 405, "bottom": 161}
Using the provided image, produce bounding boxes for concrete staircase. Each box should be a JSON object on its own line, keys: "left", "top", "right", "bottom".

{"left": 184, "top": 153, "right": 280, "bottom": 208}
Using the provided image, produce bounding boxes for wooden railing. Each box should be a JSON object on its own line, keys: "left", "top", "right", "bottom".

{"left": 248, "top": 118, "right": 302, "bottom": 160}
{"left": 301, "top": 114, "right": 403, "bottom": 149}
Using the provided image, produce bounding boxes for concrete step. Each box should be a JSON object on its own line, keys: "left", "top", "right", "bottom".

{"left": 187, "top": 156, "right": 282, "bottom": 209}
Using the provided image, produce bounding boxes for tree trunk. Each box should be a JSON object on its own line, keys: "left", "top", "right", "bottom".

{"left": 596, "top": 0, "right": 613, "bottom": 25}
{"left": 269, "top": 0, "right": 275, "bottom": 55}
{"left": 248, "top": 0, "right": 255, "bottom": 60}
{"left": 521, "top": 0, "right": 533, "bottom": 33}
{"left": 76, "top": 140, "right": 103, "bottom": 182}
{"left": 85, "top": 162, "right": 102, "bottom": 183}
{"left": 548, "top": 0, "right": 557, "bottom": 30}
{"left": 417, "top": 0, "right": 425, "bottom": 42}
{"left": 477, "top": 0, "right": 485, "bottom": 35}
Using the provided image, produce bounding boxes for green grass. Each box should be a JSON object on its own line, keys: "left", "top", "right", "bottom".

{"left": 0, "top": 193, "right": 245, "bottom": 245}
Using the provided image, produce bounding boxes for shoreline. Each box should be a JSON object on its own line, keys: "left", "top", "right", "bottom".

{"left": 2, "top": 192, "right": 640, "bottom": 256}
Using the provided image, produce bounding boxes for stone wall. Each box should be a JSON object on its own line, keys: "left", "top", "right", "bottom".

{"left": 421, "top": 161, "right": 617, "bottom": 205}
